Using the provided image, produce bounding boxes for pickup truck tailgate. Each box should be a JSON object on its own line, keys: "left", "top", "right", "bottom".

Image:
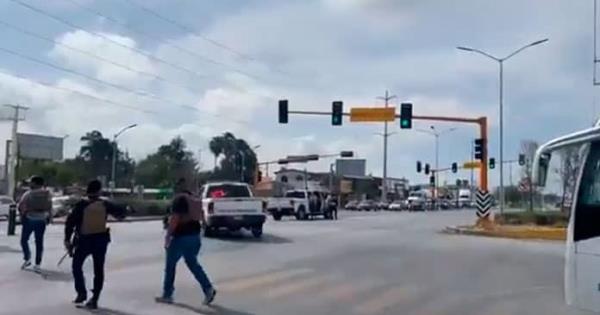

{"left": 213, "top": 198, "right": 263, "bottom": 215}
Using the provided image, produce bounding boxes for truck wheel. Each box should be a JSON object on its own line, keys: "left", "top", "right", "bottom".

{"left": 251, "top": 226, "right": 263, "bottom": 238}
{"left": 296, "top": 206, "right": 307, "bottom": 220}
{"left": 272, "top": 213, "right": 282, "bottom": 221}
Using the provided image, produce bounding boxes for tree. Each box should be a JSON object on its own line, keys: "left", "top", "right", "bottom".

{"left": 555, "top": 146, "right": 582, "bottom": 212}
{"left": 135, "top": 136, "right": 198, "bottom": 188}
{"left": 78, "top": 130, "right": 134, "bottom": 186}
{"left": 208, "top": 132, "right": 258, "bottom": 183}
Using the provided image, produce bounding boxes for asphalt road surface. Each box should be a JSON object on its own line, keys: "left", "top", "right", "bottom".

{"left": 0, "top": 210, "right": 592, "bottom": 315}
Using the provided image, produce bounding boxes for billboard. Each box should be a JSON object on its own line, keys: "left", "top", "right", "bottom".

{"left": 17, "top": 133, "right": 63, "bottom": 161}
{"left": 335, "top": 159, "right": 366, "bottom": 177}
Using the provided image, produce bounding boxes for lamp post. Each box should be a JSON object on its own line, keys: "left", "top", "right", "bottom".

{"left": 415, "top": 126, "right": 457, "bottom": 209}
{"left": 111, "top": 124, "right": 137, "bottom": 193}
{"left": 457, "top": 38, "right": 548, "bottom": 214}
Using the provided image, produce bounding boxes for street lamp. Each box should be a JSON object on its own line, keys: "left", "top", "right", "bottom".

{"left": 415, "top": 126, "right": 457, "bottom": 209}
{"left": 111, "top": 124, "right": 137, "bottom": 192}
{"left": 457, "top": 38, "right": 548, "bottom": 214}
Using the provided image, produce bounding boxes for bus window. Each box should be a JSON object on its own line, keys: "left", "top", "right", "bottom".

{"left": 574, "top": 141, "right": 600, "bottom": 242}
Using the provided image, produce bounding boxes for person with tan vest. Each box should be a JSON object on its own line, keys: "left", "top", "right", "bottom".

{"left": 18, "top": 175, "right": 52, "bottom": 272}
{"left": 64, "top": 179, "right": 126, "bottom": 309}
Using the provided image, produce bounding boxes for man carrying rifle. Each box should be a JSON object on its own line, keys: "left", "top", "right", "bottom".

{"left": 64, "top": 180, "right": 126, "bottom": 309}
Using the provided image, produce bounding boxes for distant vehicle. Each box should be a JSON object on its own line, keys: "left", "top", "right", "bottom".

{"left": 267, "top": 190, "right": 332, "bottom": 220}
{"left": 345, "top": 200, "right": 358, "bottom": 210}
{"left": 200, "top": 182, "right": 266, "bottom": 238}
{"left": 357, "top": 200, "right": 376, "bottom": 211}
{"left": 0, "top": 195, "right": 15, "bottom": 218}
{"left": 377, "top": 201, "right": 389, "bottom": 210}
{"left": 51, "top": 195, "right": 76, "bottom": 217}
{"left": 458, "top": 189, "right": 472, "bottom": 208}
{"left": 407, "top": 191, "right": 427, "bottom": 211}
{"left": 388, "top": 201, "right": 403, "bottom": 211}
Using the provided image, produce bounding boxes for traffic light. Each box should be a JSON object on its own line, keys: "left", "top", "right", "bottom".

{"left": 518, "top": 154, "right": 526, "bottom": 166}
{"left": 400, "top": 103, "right": 412, "bottom": 129}
{"left": 474, "top": 138, "right": 485, "bottom": 160}
{"left": 456, "top": 179, "right": 462, "bottom": 187}
{"left": 257, "top": 170, "right": 262, "bottom": 182}
{"left": 340, "top": 151, "right": 354, "bottom": 157}
{"left": 332, "top": 101, "right": 343, "bottom": 126}
{"left": 451, "top": 162, "right": 458, "bottom": 173}
{"left": 278, "top": 100, "right": 288, "bottom": 124}
{"left": 424, "top": 163, "right": 430, "bottom": 175}
{"left": 429, "top": 175, "right": 435, "bottom": 186}
{"left": 416, "top": 161, "right": 422, "bottom": 173}
{"left": 489, "top": 158, "right": 496, "bottom": 169}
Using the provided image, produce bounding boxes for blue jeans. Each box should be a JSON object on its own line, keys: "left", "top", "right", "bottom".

{"left": 162, "top": 234, "right": 213, "bottom": 298}
{"left": 20, "top": 217, "right": 46, "bottom": 265}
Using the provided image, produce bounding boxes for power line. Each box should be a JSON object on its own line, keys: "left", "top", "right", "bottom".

{"left": 0, "top": 69, "right": 154, "bottom": 113}
{"left": 64, "top": 0, "right": 266, "bottom": 82}
{"left": 0, "top": 45, "right": 200, "bottom": 111}
{"left": 8, "top": 0, "right": 209, "bottom": 82}
{"left": 0, "top": 18, "right": 202, "bottom": 95}
{"left": 122, "top": 0, "right": 253, "bottom": 61}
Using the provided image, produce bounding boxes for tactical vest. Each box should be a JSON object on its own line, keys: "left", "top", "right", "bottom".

{"left": 81, "top": 201, "right": 108, "bottom": 235}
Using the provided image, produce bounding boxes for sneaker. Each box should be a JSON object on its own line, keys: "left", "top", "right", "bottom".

{"left": 33, "top": 265, "right": 41, "bottom": 273}
{"left": 154, "top": 296, "right": 174, "bottom": 304}
{"left": 20, "top": 260, "right": 31, "bottom": 270}
{"left": 203, "top": 288, "right": 217, "bottom": 305}
{"left": 73, "top": 295, "right": 87, "bottom": 304}
{"left": 84, "top": 299, "right": 98, "bottom": 310}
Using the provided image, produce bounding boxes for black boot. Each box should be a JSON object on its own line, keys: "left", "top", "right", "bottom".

{"left": 72, "top": 294, "right": 87, "bottom": 304}
{"left": 84, "top": 298, "right": 98, "bottom": 310}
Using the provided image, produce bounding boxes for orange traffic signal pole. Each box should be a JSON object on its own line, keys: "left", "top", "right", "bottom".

{"left": 412, "top": 115, "right": 488, "bottom": 192}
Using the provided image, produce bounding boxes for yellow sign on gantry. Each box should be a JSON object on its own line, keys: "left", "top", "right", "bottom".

{"left": 350, "top": 107, "right": 395, "bottom": 122}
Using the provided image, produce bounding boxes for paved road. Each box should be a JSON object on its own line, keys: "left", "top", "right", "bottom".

{"left": 0, "top": 210, "right": 591, "bottom": 315}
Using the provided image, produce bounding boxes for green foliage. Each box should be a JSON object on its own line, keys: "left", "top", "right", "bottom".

{"left": 497, "top": 211, "right": 568, "bottom": 227}
{"left": 209, "top": 132, "right": 258, "bottom": 184}
{"left": 114, "top": 198, "right": 170, "bottom": 216}
{"left": 134, "top": 136, "right": 197, "bottom": 188}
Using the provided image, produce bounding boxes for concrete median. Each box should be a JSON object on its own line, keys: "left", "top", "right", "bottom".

{"left": 443, "top": 224, "right": 566, "bottom": 241}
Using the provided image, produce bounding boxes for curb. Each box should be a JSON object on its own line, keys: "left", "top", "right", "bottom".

{"left": 443, "top": 225, "right": 565, "bottom": 241}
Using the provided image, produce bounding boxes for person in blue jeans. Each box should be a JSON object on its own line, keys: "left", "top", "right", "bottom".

{"left": 18, "top": 176, "right": 52, "bottom": 272}
{"left": 156, "top": 178, "right": 216, "bottom": 305}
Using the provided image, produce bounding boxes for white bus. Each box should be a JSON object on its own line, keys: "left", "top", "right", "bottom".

{"left": 533, "top": 122, "right": 600, "bottom": 312}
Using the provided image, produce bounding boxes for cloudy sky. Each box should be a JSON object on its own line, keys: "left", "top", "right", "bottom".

{"left": 0, "top": 0, "right": 595, "bottom": 188}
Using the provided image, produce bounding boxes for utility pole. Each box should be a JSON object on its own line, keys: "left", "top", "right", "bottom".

{"left": 4, "top": 104, "right": 28, "bottom": 199}
{"left": 376, "top": 90, "right": 396, "bottom": 203}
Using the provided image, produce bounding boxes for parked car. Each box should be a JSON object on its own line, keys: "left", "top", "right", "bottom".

{"left": 345, "top": 200, "right": 358, "bottom": 210}
{"left": 0, "top": 195, "right": 15, "bottom": 218}
{"left": 357, "top": 200, "right": 376, "bottom": 211}
{"left": 388, "top": 201, "right": 403, "bottom": 211}
{"left": 377, "top": 201, "right": 389, "bottom": 210}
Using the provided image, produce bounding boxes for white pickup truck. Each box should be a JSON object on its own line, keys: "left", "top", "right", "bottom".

{"left": 267, "top": 189, "right": 333, "bottom": 221}
{"left": 201, "top": 182, "right": 266, "bottom": 238}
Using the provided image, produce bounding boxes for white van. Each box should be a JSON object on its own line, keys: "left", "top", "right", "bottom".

{"left": 533, "top": 122, "right": 600, "bottom": 312}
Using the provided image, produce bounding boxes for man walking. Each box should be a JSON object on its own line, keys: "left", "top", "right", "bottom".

{"left": 18, "top": 176, "right": 52, "bottom": 272}
{"left": 64, "top": 180, "right": 125, "bottom": 309}
{"left": 156, "top": 178, "right": 216, "bottom": 305}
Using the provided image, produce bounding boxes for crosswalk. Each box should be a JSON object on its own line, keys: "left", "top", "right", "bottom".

{"left": 216, "top": 267, "right": 423, "bottom": 314}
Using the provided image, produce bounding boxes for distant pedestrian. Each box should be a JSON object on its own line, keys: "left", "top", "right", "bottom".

{"left": 64, "top": 179, "right": 126, "bottom": 309}
{"left": 156, "top": 178, "right": 216, "bottom": 306}
{"left": 329, "top": 195, "right": 338, "bottom": 220}
{"left": 18, "top": 175, "right": 52, "bottom": 272}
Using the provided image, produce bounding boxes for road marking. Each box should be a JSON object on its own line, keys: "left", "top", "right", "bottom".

{"left": 353, "top": 286, "right": 419, "bottom": 315}
{"left": 322, "top": 281, "right": 381, "bottom": 301}
{"left": 264, "top": 274, "right": 338, "bottom": 299}
{"left": 218, "top": 268, "right": 312, "bottom": 292}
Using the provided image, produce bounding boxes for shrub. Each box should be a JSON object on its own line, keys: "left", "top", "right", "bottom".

{"left": 114, "top": 198, "right": 170, "bottom": 216}
{"left": 497, "top": 211, "right": 568, "bottom": 227}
